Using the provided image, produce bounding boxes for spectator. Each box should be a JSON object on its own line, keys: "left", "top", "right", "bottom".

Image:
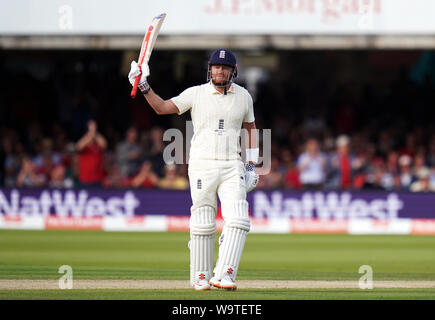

{"left": 284, "top": 167, "right": 301, "bottom": 189}
{"left": 379, "top": 151, "right": 400, "bottom": 190}
{"left": 363, "top": 165, "right": 387, "bottom": 190}
{"left": 158, "top": 162, "right": 189, "bottom": 190}
{"left": 412, "top": 153, "right": 429, "bottom": 177}
{"left": 33, "top": 138, "right": 61, "bottom": 169}
{"left": 296, "top": 138, "right": 326, "bottom": 189}
{"left": 430, "top": 167, "right": 435, "bottom": 191}
{"left": 16, "top": 156, "right": 44, "bottom": 187}
{"left": 32, "top": 139, "right": 61, "bottom": 186}
{"left": 280, "top": 149, "right": 301, "bottom": 189}
{"left": 410, "top": 167, "right": 435, "bottom": 192}
{"left": 49, "top": 165, "right": 74, "bottom": 188}
{"left": 351, "top": 149, "right": 370, "bottom": 189}
{"left": 103, "top": 163, "right": 129, "bottom": 188}
{"left": 130, "top": 161, "right": 159, "bottom": 188}
{"left": 3, "top": 138, "right": 22, "bottom": 187}
{"left": 61, "top": 142, "right": 78, "bottom": 184}
{"left": 75, "top": 120, "right": 107, "bottom": 187}
{"left": 116, "top": 126, "right": 141, "bottom": 178}
{"left": 36, "top": 152, "right": 55, "bottom": 186}
{"left": 326, "top": 135, "right": 354, "bottom": 189}
{"left": 398, "top": 154, "right": 415, "bottom": 190}
{"left": 379, "top": 165, "right": 396, "bottom": 190}
{"left": 354, "top": 143, "right": 379, "bottom": 189}
{"left": 386, "top": 151, "right": 399, "bottom": 175}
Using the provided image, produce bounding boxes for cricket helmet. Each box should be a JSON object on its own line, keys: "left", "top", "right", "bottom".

{"left": 207, "top": 49, "right": 238, "bottom": 86}
{"left": 209, "top": 49, "right": 237, "bottom": 69}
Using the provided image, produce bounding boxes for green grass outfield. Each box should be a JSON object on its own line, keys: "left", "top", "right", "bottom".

{"left": 0, "top": 230, "right": 435, "bottom": 299}
{"left": 2, "top": 289, "right": 435, "bottom": 300}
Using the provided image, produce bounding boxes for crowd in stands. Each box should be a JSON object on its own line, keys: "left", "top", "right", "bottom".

{"left": 260, "top": 133, "right": 435, "bottom": 192}
{"left": 1, "top": 120, "right": 189, "bottom": 190}
{"left": 2, "top": 117, "right": 435, "bottom": 191}
{"left": 1, "top": 50, "right": 435, "bottom": 191}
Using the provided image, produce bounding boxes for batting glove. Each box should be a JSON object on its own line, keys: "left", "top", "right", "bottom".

{"left": 245, "top": 163, "right": 259, "bottom": 192}
{"left": 128, "top": 61, "right": 150, "bottom": 93}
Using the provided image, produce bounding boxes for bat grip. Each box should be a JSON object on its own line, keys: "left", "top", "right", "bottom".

{"left": 131, "top": 76, "right": 140, "bottom": 98}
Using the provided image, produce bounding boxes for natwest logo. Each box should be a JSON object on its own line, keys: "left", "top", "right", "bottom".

{"left": 253, "top": 191, "right": 404, "bottom": 220}
{"left": 0, "top": 190, "right": 140, "bottom": 217}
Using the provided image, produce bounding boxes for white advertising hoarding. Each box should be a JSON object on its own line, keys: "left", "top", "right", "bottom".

{"left": 1, "top": 0, "right": 435, "bottom": 35}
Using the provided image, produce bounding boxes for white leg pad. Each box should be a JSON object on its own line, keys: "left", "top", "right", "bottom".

{"left": 189, "top": 206, "right": 216, "bottom": 286}
{"left": 213, "top": 200, "right": 250, "bottom": 281}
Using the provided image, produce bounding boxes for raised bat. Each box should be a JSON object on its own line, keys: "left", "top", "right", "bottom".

{"left": 131, "top": 13, "right": 166, "bottom": 98}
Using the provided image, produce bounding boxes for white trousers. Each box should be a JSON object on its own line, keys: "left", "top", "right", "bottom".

{"left": 188, "top": 160, "right": 250, "bottom": 285}
{"left": 188, "top": 160, "right": 247, "bottom": 214}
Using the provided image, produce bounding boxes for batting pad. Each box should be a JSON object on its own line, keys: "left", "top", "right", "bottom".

{"left": 213, "top": 200, "right": 250, "bottom": 281}
{"left": 189, "top": 206, "right": 216, "bottom": 286}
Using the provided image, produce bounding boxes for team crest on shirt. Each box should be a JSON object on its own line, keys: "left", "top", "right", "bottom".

{"left": 214, "top": 119, "right": 226, "bottom": 136}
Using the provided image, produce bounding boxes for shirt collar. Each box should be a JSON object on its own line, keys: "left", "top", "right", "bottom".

{"left": 208, "top": 82, "right": 236, "bottom": 95}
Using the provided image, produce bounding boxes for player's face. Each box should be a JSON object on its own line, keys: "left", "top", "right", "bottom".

{"left": 211, "top": 65, "right": 233, "bottom": 85}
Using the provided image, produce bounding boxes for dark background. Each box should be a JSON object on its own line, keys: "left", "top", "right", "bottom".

{"left": 1, "top": 49, "right": 434, "bottom": 189}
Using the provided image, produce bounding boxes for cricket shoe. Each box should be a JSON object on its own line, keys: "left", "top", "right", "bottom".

{"left": 220, "top": 274, "right": 237, "bottom": 291}
{"left": 209, "top": 276, "right": 221, "bottom": 289}
{"left": 194, "top": 279, "right": 211, "bottom": 291}
{"left": 209, "top": 275, "right": 237, "bottom": 291}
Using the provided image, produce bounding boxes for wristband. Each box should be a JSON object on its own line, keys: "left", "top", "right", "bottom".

{"left": 246, "top": 148, "right": 259, "bottom": 164}
{"left": 142, "top": 87, "right": 151, "bottom": 95}
{"left": 139, "top": 81, "right": 151, "bottom": 94}
{"left": 245, "top": 163, "right": 255, "bottom": 171}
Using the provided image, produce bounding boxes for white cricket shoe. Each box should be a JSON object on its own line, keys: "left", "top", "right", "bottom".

{"left": 209, "top": 276, "right": 221, "bottom": 289}
{"left": 194, "top": 279, "right": 211, "bottom": 291}
{"left": 209, "top": 275, "right": 237, "bottom": 291}
{"left": 220, "top": 274, "right": 237, "bottom": 291}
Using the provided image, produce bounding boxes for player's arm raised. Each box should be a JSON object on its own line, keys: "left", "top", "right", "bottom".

{"left": 142, "top": 89, "right": 179, "bottom": 115}
{"left": 128, "top": 61, "right": 178, "bottom": 115}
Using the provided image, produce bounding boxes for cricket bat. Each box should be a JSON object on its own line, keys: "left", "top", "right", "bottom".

{"left": 131, "top": 13, "right": 166, "bottom": 98}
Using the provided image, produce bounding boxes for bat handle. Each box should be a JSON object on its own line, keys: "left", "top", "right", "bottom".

{"left": 131, "top": 76, "right": 140, "bottom": 98}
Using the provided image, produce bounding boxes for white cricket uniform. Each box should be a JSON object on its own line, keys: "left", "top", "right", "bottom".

{"left": 171, "top": 82, "right": 255, "bottom": 214}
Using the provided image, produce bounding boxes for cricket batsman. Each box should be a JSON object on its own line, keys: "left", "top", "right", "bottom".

{"left": 128, "top": 49, "right": 259, "bottom": 291}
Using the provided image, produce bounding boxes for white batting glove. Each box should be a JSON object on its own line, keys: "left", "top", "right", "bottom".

{"left": 128, "top": 61, "right": 150, "bottom": 93}
{"left": 245, "top": 163, "right": 259, "bottom": 192}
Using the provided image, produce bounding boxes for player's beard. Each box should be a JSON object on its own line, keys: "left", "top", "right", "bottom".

{"left": 212, "top": 73, "right": 231, "bottom": 87}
